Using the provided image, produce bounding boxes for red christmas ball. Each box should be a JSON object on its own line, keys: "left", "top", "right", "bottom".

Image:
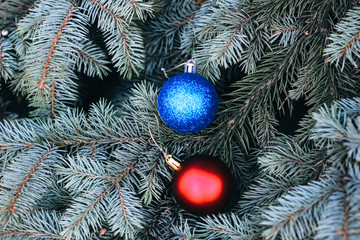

{"left": 172, "top": 154, "right": 234, "bottom": 216}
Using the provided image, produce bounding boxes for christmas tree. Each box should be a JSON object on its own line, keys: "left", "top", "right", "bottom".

{"left": 1, "top": 0, "right": 360, "bottom": 239}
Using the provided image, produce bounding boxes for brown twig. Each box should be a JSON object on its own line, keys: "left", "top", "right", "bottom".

{"left": 39, "top": 6, "right": 75, "bottom": 89}
{"left": 274, "top": 27, "right": 297, "bottom": 34}
{"left": 1, "top": 148, "right": 53, "bottom": 224}
{"left": 114, "top": 183, "right": 128, "bottom": 225}
{"left": 50, "top": 83, "right": 56, "bottom": 119}
{"left": 341, "top": 30, "right": 360, "bottom": 59}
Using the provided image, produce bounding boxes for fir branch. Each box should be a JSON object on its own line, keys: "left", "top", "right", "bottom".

{"left": 342, "top": 198, "right": 350, "bottom": 240}
{"left": 324, "top": 6, "right": 360, "bottom": 69}
{"left": 72, "top": 40, "right": 111, "bottom": 79}
{"left": 16, "top": 0, "right": 53, "bottom": 51}
{"left": 105, "top": 24, "right": 143, "bottom": 79}
{"left": 112, "top": 161, "right": 137, "bottom": 184}
{"left": 38, "top": 6, "right": 75, "bottom": 90}
{"left": 240, "top": 27, "right": 270, "bottom": 74}
{"left": 171, "top": 218, "right": 195, "bottom": 240}
{"left": 144, "top": 0, "right": 204, "bottom": 74}
{"left": 0, "top": 147, "right": 59, "bottom": 225}
{"left": 5, "top": 148, "right": 53, "bottom": 215}
{"left": 81, "top": 0, "right": 147, "bottom": 79}
{"left": 286, "top": 2, "right": 359, "bottom": 141}
{"left": 60, "top": 187, "right": 108, "bottom": 240}
{"left": 138, "top": 148, "right": 172, "bottom": 205}
{"left": 140, "top": 196, "right": 194, "bottom": 239}
{"left": 194, "top": 3, "right": 253, "bottom": 80}
{"left": 2, "top": 1, "right": 360, "bottom": 239}
{"left": 316, "top": 164, "right": 360, "bottom": 239}
{"left": 59, "top": 142, "right": 147, "bottom": 239}
{"left": 207, "top": 14, "right": 250, "bottom": 68}
{"left": 0, "top": 37, "right": 17, "bottom": 81}
{"left": 57, "top": 153, "right": 109, "bottom": 193}
{"left": 127, "top": 0, "right": 155, "bottom": 22}
{"left": 72, "top": 189, "right": 108, "bottom": 228}
{"left": 253, "top": 160, "right": 324, "bottom": 223}
{"left": 0, "top": 101, "right": 142, "bottom": 152}
{"left": 0, "top": 230, "right": 65, "bottom": 239}
{"left": 205, "top": 47, "right": 295, "bottom": 152}
{"left": 0, "top": 118, "right": 43, "bottom": 151}
{"left": 146, "top": 2, "right": 200, "bottom": 52}
{"left": 9, "top": 24, "right": 33, "bottom": 57}
{"left": 13, "top": 0, "right": 90, "bottom": 118}
{"left": 316, "top": 190, "right": 350, "bottom": 240}
{"left": 0, "top": 0, "right": 37, "bottom": 30}
{"left": 89, "top": 0, "right": 153, "bottom": 23}
{"left": 56, "top": 136, "right": 140, "bottom": 148}
{"left": 237, "top": 175, "right": 295, "bottom": 215}
{"left": 90, "top": 0, "right": 123, "bottom": 25}
{"left": 258, "top": 137, "right": 324, "bottom": 178}
{"left": 311, "top": 98, "right": 360, "bottom": 166}
{"left": 114, "top": 184, "right": 128, "bottom": 224}
{"left": 262, "top": 169, "right": 342, "bottom": 240}
{"left": 196, "top": 27, "right": 248, "bottom": 80}
{"left": 138, "top": 157, "right": 160, "bottom": 204}
{"left": 341, "top": 30, "right": 360, "bottom": 58}
{"left": 290, "top": 42, "right": 358, "bottom": 113}
{"left": 88, "top": 0, "right": 130, "bottom": 65}
{"left": 0, "top": 210, "right": 68, "bottom": 240}
{"left": 106, "top": 185, "right": 143, "bottom": 239}
{"left": 252, "top": 106, "right": 278, "bottom": 147}
{"left": 124, "top": 81, "right": 159, "bottom": 126}
{"left": 196, "top": 213, "right": 255, "bottom": 240}
{"left": 208, "top": 0, "right": 355, "bottom": 150}
{"left": 270, "top": 17, "right": 298, "bottom": 47}
{"left": 171, "top": 11, "right": 197, "bottom": 33}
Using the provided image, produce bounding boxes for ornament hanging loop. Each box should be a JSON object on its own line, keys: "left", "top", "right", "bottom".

{"left": 161, "top": 59, "right": 197, "bottom": 79}
{"left": 147, "top": 126, "right": 182, "bottom": 171}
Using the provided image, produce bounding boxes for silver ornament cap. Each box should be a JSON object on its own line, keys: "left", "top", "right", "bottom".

{"left": 184, "top": 59, "right": 197, "bottom": 73}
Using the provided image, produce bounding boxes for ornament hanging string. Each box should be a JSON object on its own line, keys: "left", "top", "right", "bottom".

{"left": 161, "top": 59, "right": 197, "bottom": 79}
{"left": 147, "top": 125, "right": 181, "bottom": 171}
{"left": 147, "top": 124, "right": 166, "bottom": 156}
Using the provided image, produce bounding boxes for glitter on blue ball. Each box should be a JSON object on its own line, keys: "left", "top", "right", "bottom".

{"left": 157, "top": 72, "right": 218, "bottom": 133}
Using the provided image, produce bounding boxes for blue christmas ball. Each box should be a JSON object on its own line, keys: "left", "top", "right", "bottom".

{"left": 157, "top": 72, "right": 218, "bottom": 133}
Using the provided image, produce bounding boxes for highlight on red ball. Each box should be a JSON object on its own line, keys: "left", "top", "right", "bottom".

{"left": 172, "top": 155, "right": 234, "bottom": 216}
{"left": 178, "top": 168, "right": 223, "bottom": 204}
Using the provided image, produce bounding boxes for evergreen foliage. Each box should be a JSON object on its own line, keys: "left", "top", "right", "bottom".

{"left": 0, "top": 0, "right": 360, "bottom": 239}
{"left": 324, "top": 6, "right": 360, "bottom": 69}
{"left": 0, "top": 0, "right": 36, "bottom": 30}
